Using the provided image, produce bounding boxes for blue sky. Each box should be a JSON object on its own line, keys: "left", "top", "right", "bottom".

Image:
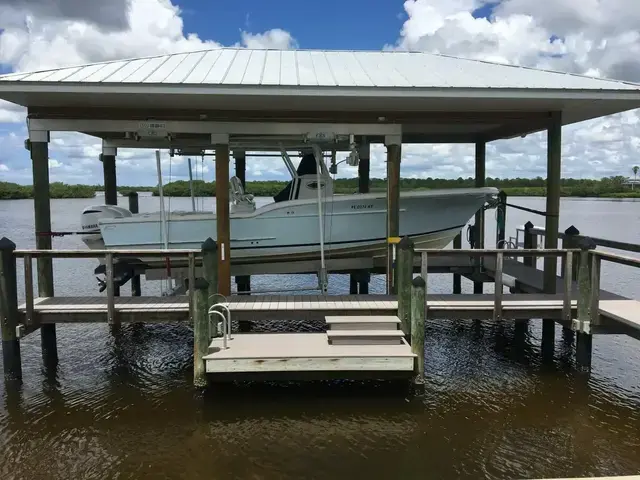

{"left": 0, "top": 0, "right": 639, "bottom": 186}
{"left": 179, "top": 0, "right": 408, "bottom": 50}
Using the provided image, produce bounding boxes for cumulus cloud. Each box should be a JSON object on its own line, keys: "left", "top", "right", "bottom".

{"left": 0, "top": 0, "right": 131, "bottom": 31}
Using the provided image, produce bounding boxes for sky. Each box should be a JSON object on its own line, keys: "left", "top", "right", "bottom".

{"left": 0, "top": 0, "right": 639, "bottom": 186}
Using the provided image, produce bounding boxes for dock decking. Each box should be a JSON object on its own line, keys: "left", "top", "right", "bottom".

{"left": 17, "top": 293, "right": 640, "bottom": 328}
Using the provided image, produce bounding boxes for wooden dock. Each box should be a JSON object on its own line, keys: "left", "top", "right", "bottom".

{"left": 17, "top": 293, "right": 639, "bottom": 326}
{"left": 3, "top": 240, "right": 640, "bottom": 385}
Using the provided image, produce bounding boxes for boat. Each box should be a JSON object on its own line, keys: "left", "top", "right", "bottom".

{"left": 80, "top": 146, "right": 498, "bottom": 289}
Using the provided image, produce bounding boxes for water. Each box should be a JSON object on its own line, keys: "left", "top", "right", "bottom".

{"left": 0, "top": 196, "right": 639, "bottom": 480}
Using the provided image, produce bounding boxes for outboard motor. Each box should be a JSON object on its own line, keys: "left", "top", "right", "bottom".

{"left": 80, "top": 205, "right": 133, "bottom": 249}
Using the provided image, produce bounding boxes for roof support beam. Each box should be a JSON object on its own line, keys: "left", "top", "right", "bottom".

{"left": 28, "top": 119, "right": 402, "bottom": 137}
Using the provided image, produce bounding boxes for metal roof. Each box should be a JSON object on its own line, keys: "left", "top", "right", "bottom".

{"left": 1, "top": 48, "right": 639, "bottom": 90}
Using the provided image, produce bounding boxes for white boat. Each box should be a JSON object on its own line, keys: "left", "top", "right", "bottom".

{"left": 80, "top": 147, "right": 497, "bottom": 287}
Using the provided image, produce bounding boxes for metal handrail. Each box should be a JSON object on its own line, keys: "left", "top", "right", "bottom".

{"left": 208, "top": 300, "right": 232, "bottom": 349}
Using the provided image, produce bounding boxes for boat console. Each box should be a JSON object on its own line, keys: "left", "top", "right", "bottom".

{"left": 229, "top": 176, "right": 256, "bottom": 213}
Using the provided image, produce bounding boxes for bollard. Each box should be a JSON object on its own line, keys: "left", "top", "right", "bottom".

{"left": 410, "top": 276, "right": 426, "bottom": 385}
{"left": 396, "top": 236, "right": 414, "bottom": 336}
{"left": 575, "top": 237, "right": 596, "bottom": 369}
{"left": 0, "top": 238, "right": 22, "bottom": 380}
{"left": 193, "top": 277, "right": 210, "bottom": 387}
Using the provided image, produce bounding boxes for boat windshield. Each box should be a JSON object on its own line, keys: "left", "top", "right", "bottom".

{"left": 273, "top": 153, "right": 318, "bottom": 202}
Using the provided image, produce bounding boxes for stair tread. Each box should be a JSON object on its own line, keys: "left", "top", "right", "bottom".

{"left": 327, "top": 329, "right": 406, "bottom": 337}
{"left": 325, "top": 315, "right": 401, "bottom": 324}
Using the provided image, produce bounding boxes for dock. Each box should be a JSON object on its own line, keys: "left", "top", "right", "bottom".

{"left": 2, "top": 235, "right": 640, "bottom": 386}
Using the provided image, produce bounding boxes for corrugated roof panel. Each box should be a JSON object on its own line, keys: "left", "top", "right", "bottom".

{"left": 81, "top": 61, "right": 128, "bottom": 82}
{"left": 143, "top": 53, "right": 188, "bottom": 83}
{"left": 279, "top": 50, "right": 298, "bottom": 85}
{"left": 163, "top": 51, "right": 205, "bottom": 84}
{"left": 121, "top": 56, "right": 169, "bottom": 82}
{"left": 0, "top": 71, "right": 31, "bottom": 80}
{"left": 242, "top": 49, "right": 267, "bottom": 85}
{"left": 182, "top": 50, "right": 221, "bottom": 83}
{"left": 203, "top": 49, "right": 237, "bottom": 84}
{"left": 262, "top": 50, "right": 281, "bottom": 85}
{"left": 102, "top": 58, "right": 149, "bottom": 82}
{"left": 309, "top": 51, "right": 336, "bottom": 86}
{"left": 391, "top": 53, "right": 448, "bottom": 88}
{"left": 325, "top": 52, "right": 358, "bottom": 87}
{"left": 355, "top": 52, "right": 411, "bottom": 87}
{"left": 20, "top": 69, "right": 62, "bottom": 82}
{"left": 222, "top": 49, "right": 251, "bottom": 84}
{"left": 295, "top": 50, "right": 318, "bottom": 86}
{"left": 36, "top": 66, "right": 83, "bottom": 82}
{"left": 60, "top": 63, "right": 109, "bottom": 82}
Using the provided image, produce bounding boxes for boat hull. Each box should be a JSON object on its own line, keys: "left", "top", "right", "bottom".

{"left": 88, "top": 188, "right": 497, "bottom": 265}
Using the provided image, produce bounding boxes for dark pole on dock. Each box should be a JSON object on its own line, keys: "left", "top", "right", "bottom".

{"left": 29, "top": 136, "right": 58, "bottom": 367}
{"left": 522, "top": 221, "right": 537, "bottom": 267}
{"left": 452, "top": 233, "right": 462, "bottom": 294}
{"left": 410, "top": 276, "right": 426, "bottom": 388}
{"left": 234, "top": 151, "right": 251, "bottom": 307}
{"left": 202, "top": 238, "right": 219, "bottom": 337}
{"left": 101, "top": 148, "right": 120, "bottom": 298}
{"left": 542, "top": 111, "right": 563, "bottom": 361}
{"left": 0, "top": 238, "right": 22, "bottom": 380}
{"left": 385, "top": 136, "right": 401, "bottom": 294}
{"left": 128, "top": 192, "right": 141, "bottom": 297}
{"left": 474, "top": 141, "right": 486, "bottom": 294}
{"left": 351, "top": 142, "right": 371, "bottom": 295}
{"left": 496, "top": 190, "right": 507, "bottom": 248}
{"left": 192, "top": 277, "right": 210, "bottom": 387}
{"left": 215, "top": 142, "right": 232, "bottom": 296}
{"left": 396, "top": 236, "right": 414, "bottom": 336}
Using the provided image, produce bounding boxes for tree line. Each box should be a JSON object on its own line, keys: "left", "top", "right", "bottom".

{"left": 1, "top": 176, "right": 639, "bottom": 200}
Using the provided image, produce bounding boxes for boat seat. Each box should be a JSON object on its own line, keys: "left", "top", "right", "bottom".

{"left": 229, "top": 176, "right": 256, "bottom": 213}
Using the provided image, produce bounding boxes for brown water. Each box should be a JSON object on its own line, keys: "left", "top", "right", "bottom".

{"left": 0, "top": 196, "right": 639, "bottom": 480}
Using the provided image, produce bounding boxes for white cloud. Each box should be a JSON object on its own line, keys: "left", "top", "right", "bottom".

{"left": 385, "top": 0, "right": 640, "bottom": 181}
{"left": 0, "top": 163, "right": 9, "bottom": 171}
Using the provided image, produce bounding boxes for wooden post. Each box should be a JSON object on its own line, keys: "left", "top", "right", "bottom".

{"left": 127, "top": 192, "right": 141, "bottom": 296}
{"left": 493, "top": 252, "right": 504, "bottom": 321}
{"left": 202, "top": 238, "right": 218, "bottom": 336}
{"left": 453, "top": 233, "right": 462, "bottom": 294}
{"left": 385, "top": 137, "right": 401, "bottom": 294}
{"left": 410, "top": 276, "right": 426, "bottom": 386}
{"left": 561, "top": 225, "right": 580, "bottom": 278}
{"left": 523, "top": 221, "right": 537, "bottom": 267}
{"left": 105, "top": 253, "right": 116, "bottom": 325}
{"left": 234, "top": 151, "right": 251, "bottom": 302}
{"left": 496, "top": 191, "right": 507, "bottom": 248}
{"left": 576, "top": 237, "right": 596, "bottom": 369}
{"left": 396, "top": 236, "right": 414, "bottom": 336}
{"left": 192, "top": 277, "right": 210, "bottom": 387}
{"left": 102, "top": 151, "right": 119, "bottom": 298}
{"left": 589, "top": 254, "right": 601, "bottom": 326}
{"left": 215, "top": 145, "right": 231, "bottom": 296}
{"left": 0, "top": 238, "right": 22, "bottom": 380}
{"left": 474, "top": 141, "right": 486, "bottom": 294}
{"left": 353, "top": 142, "right": 371, "bottom": 294}
{"left": 30, "top": 139, "right": 58, "bottom": 366}
{"left": 542, "top": 111, "right": 563, "bottom": 361}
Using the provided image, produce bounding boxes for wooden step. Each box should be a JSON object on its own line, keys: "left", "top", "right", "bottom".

{"left": 325, "top": 315, "right": 401, "bottom": 331}
{"left": 326, "top": 329, "right": 405, "bottom": 346}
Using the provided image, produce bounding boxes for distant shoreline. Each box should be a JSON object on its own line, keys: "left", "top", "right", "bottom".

{"left": 1, "top": 178, "right": 639, "bottom": 200}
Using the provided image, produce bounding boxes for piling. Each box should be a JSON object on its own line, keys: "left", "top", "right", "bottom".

{"left": 201, "top": 238, "right": 219, "bottom": 337}
{"left": 234, "top": 152, "right": 252, "bottom": 305}
{"left": 575, "top": 237, "right": 596, "bottom": 369}
{"left": 496, "top": 191, "right": 507, "bottom": 248}
{"left": 193, "top": 277, "right": 210, "bottom": 387}
{"left": 561, "top": 225, "right": 580, "bottom": 341}
{"left": 453, "top": 233, "right": 462, "bottom": 294}
{"left": 127, "top": 192, "right": 141, "bottom": 296}
{"left": 522, "top": 221, "right": 537, "bottom": 267}
{"left": 0, "top": 238, "right": 22, "bottom": 380}
{"left": 385, "top": 141, "right": 401, "bottom": 294}
{"left": 473, "top": 141, "right": 486, "bottom": 294}
{"left": 31, "top": 140, "right": 58, "bottom": 367}
{"left": 410, "top": 276, "right": 426, "bottom": 386}
{"left": 351, "top": 143, "right": 371, "bottom": 294}
{"left": 215, "top": 145, "right": 231, "bottom": 296}
{"left": 396, "top": 236, "right": 414, "bottom": 336}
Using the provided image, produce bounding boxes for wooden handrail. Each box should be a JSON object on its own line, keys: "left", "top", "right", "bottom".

{"left": 529, "top": 227, "right": 640, "bottom": 254}
{"left": 591, "top": 250, "right": 640, "bottom": 268}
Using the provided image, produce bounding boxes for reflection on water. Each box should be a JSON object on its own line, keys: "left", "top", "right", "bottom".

{"left": 0, "top": 196, "right": 639, "bottom": 479}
